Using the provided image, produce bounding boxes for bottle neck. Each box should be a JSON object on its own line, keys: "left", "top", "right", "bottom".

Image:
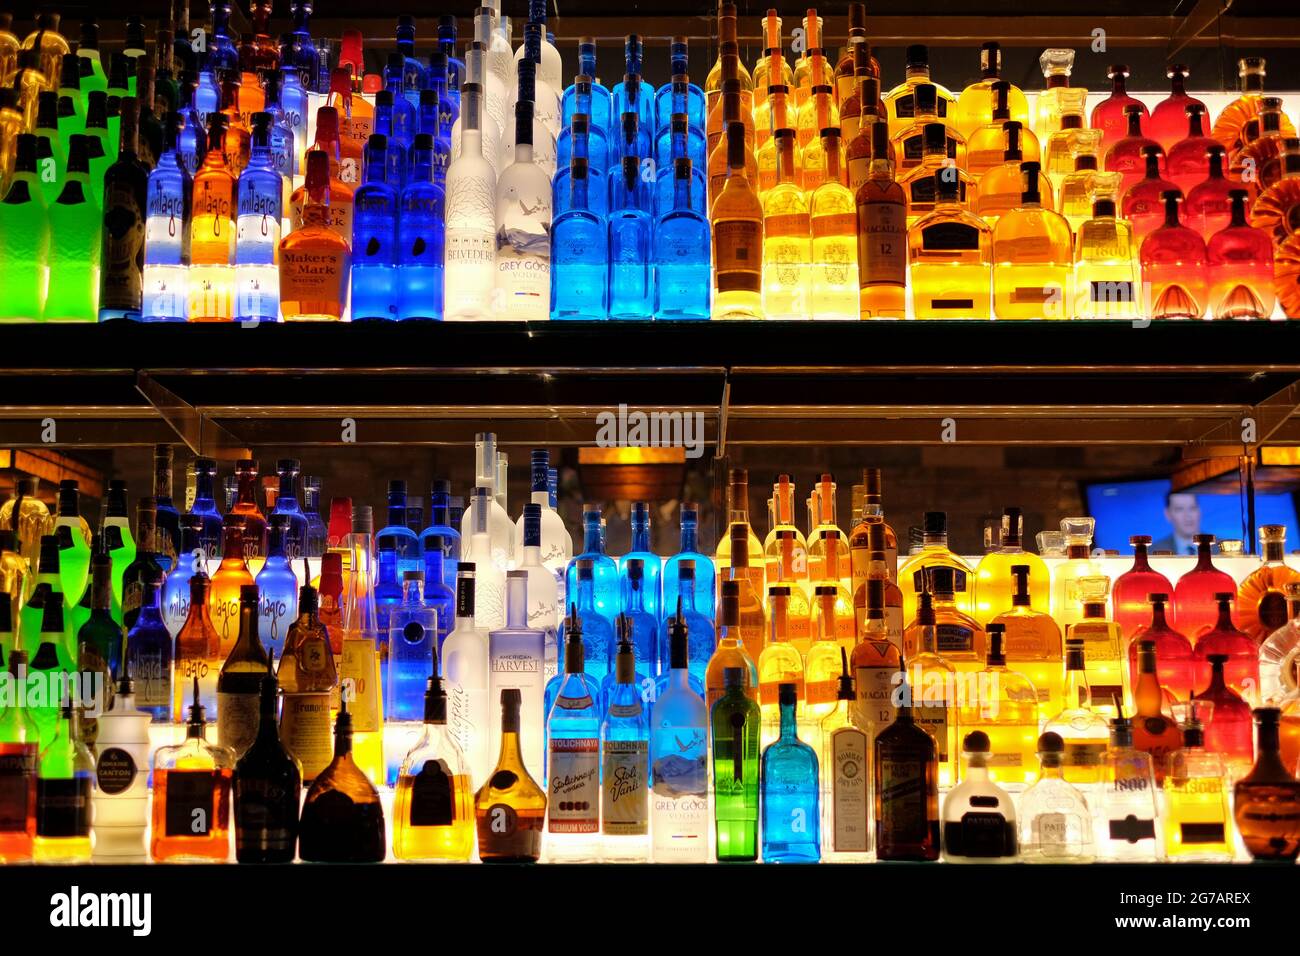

{"left": 779, "top": 700, "right": 797, "bottom": 738}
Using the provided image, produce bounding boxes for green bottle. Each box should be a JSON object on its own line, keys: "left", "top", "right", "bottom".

{"left": 20, "top": 537, "right": 64, "bottom": 654}
{"left": 29, "top": 601, "right": 74, "bottom": 749}
{"left": 0, "top": 593, "right": 15, "bottom": 666}
{"left": 76, "top": 21, "right": 109, "bottom": 102}
{"left": 711, "top": 665, "right": 761, "bottom": 861}
{"left": 32, "top": 90, "right": 64, "bottom": 208}
{"left": 98, "top": 96, "right": 148, "bottom": 321}
{"left": 0, "top": 134, "right": 50, "bottom": 321}
{"left": 55, "top": 53, "right": 85, "bottom": 162}
{"left": 105, "top": 52, "right": 131, "bottom": 159}
{"left": 44, "top": 134, "right": 101, "bottom": 322}
{"left": 103, "top": 480, "right": 136, "bottom": 617}
{"left": 76, "top": 547, "right": 123, "bottom": 692}
{"left": 83, "top": 90, "right": 111, "bottom": 195}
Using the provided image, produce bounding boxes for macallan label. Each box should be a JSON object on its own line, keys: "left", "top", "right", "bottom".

{"left": 547, "top": 737, "right": 599, "bottom": 833}
{"left": 713, "top": 219, "right": 763, "bottom": 293}
{"left": 601, "top": 739, "right": 648, "bottom": 836}
{"left": 856, "top": 197, "right": 906, "bottom": 285}
{"left": 855, "top": 662, "right": 898, "bottom": 727}
{"left": 830, "top": 726, "right": 870, "bottom": 853}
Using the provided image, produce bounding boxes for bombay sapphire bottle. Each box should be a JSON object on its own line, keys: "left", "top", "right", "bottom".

{"left": 607, "top": 155, "right": 653, "bottom": 319}
{"left": 565, "top": 563, "right": 616, "bottom": 688}
{"left": 551, "top": 157, "right": 608, "bottom": 319}
{"left": 761, "top": 682, "right": 821, "bottom": 862}
{"left": 554, "top": 116, "right": 608, "bottom": 219}
{"left": 663, "top": 503, "right": 716, "bottom": 624}
{"left": 621, "top": 502, "right": 662, "bottom": 621}
{"left": 654, "top": 116, "right": 708, "bottom": 217}
{"left": 162, "top": 517, "right": 204, "bottom": 637}
{"left": 656, "top": 574, "right": 713, "bottom": 695}
{"left": 186, "top": 458, "right": 224, "bottom": 561}
{"left": 350, "top": 133, "right": 398, "bottom": 319}
{"left": 377, "top": 480, "right": 422, "bottom": 579}
{"left": 655, "top": 157, "right": 711, "bottom": 319}
{"left": 176, "top": 72, "right": 208, "bottom": 176}
{"left": 656, "top": 38, "right": 706, "bottom": 137}
{"left": 419, "top": 480, "right": 461, "bottom": 590}
{"left": 254, "top": 515, "right": 299, "bottom": 660}
{"left": 421, "top": 534, "right": 455, "bottom": 655}
{"left": 613, "top": 36, "right": 656, "bottom": 137}
{"left": 605, "top": 572, "right": 655, "bottom": 703}
{"left": 394, "top": 15, "right": 424, "bottom": 107}
{"left": 141, "top": 111, "right": 192, "bottom": 321}
{"left": 387, "top": 571, "right": 437, "bottom": 724}
{"left": 563, "top": 40, "right": 612, "bottom": 137}
{"left": 559, "top": 93, "right": 610, "bottom": 178}
{"left": 286, "top": 1, "right": 318, "bottom": 92}
{"left": 301, "top": 475, "right": 326, "bottom": 559}
{"left": 397, "top": 133, "right": 445, "bottom": 320}
{"left": 269, "top": 459, "right": 308, "bottom": 561}
{"left": 566, "top": 505, "right": 621, "bottom": 627}
{"left": 438, "top": 16, "right": 464, "bottom": 104}
{"left": 234, "top": 112, "right": 281, "bottom": 324}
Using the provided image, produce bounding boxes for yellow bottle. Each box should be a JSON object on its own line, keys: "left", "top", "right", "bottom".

{"left": 898, "top": 510, "right": 974, "bottom": 623}
{"left": 809, "top": 530, "right": 855, "bottom": 648}
{"left": 758, "top": 585, "right": 805, "bottom": 747}
{"left": 750, "top": 10, "right": 793, "bottom": 112}
{"left": 1052, "top": 516, "right": 1104, "bottom": 628}
{"left": 992, "top": 566, "right": 1064, "bottom": 723}
{"left": 850, "top": 578, "right": 902, "bottom": 736}
{"left": 768, "top": 538, "right": 812, "bottom": 654}
{"left": 958, "top": 624, "right": 1040, "bottom": 788}
{"left": 883, "top": 43, "right": 956, "bottom": 140}
{"left": 1072, "top": 170, "right": 1141, "bottom": 320}
{"left": 705, "top": 5, "right": 753, "bottom": 111}
{"left": 1065, "top": 576, "right": 1128, "bottom": 719}
{"left": 973, "top": 507, "right": 1050, "bottom": 622}
{"left": 907, "top": 592, "right": 958, "bottom": 788}
{"left": 754, "top": 50, "right": 797, "bottom": 153}
{"left": 1033, "top": 48, "right": 1081, "bottom": 143}
{"left": 976, "top": 122, "right": 1050, "bottom": 226}
{"left": 1057, "top": 139, "right": 1104, "bottom": 232}
{"left": 906, "top": 167, "right": 991, "bottom": 319}
{"left": 1042, "top": 638, "right": 1111, "bottom": 785}
{"left": 707, "top": 81, "right": 758, "bottom": 211}
{"left": 756, "top": 85, "right": 799, "bottom": 199}
{"left": 850, "top": 517, "right": 904, "bottom": 645}
{"left": 1043, "top": 90, "right": 1093, "bottom": 201}
{"left": 891, "top": 83, "right": 966, "bottom": 176}
{"left": 762, "top": 475, "right": 808, "bottom": 588}
{"left": 967, "top": 81, "right": 1041, "bottom": 182}
{"left": 808, "top": 131, "right": 859, "bottom": 318}
{"left": 722, "top": 524, "right": 767, "bottom": 664}
{"left": 954, "top": 42, "right": 1031, "bottom": 141}
{"left": 798, "top": 91, "right": 840, "bottom": 192}
{"left": 991, "top": 161, "right": 1072, "bottom": 319}
{"left": 905, "top": 565, "right": 986, "bottom": 677}
{"left": 705, "top": 579, "right": 759, "bottom": 712}
{"left": 761, "top": 128, "right": 810, "bottom": 319}
{"left": 706, "top": 45, "right": 754, "bottom": 162}
{"left": 710, "top": 121, "right": 765, "bottom": 319}
{"left": 805, "top": 584, "right": 847, "bottom": 722}
{"left": 900, "top": 123, "right": 976, "bottom": 229}
{"left": 792, "top": 10, "right": 824, "bottom": 109}
{"left": 713, "top": 468, "right": 766, "bottom": 588}
{"left": 796, "top": 52, "right": 838, "bottom": 156}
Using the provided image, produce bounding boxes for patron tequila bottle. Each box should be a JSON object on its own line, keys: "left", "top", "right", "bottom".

{"left": 942, "top": 731, "right": 1018, "bottom": 861}
{"left": 1018, "top": 732, "right": 1095, "bottom": 862}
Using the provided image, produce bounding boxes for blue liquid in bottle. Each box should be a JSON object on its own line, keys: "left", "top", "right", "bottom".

{"left": 654, "top": 39, "right": 706, "bottom": 135}
{"left": 350, "top": 133, "right": 398, "bottom": 319}
{"left": 234, "top": 112, "right": 282, "bottom": 324}
{"left": 607, "top": 155, "right": 653, "bottom": 320}
{"left": 551, "top": 157, "right": 608, "bottom": 320}
{"left": 397, "top": 133, "right": 445, "bottom": 320}
{"left": 562, "top": 40, "right": 612, "bottom": 142}
{"left": 143, "top": 112, "right": 193, "bottom": 321}
{"left": 654, "top": 157, "right": 711, "bottom": 319}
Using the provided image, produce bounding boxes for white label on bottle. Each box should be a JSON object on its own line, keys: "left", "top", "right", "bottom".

{"left": 216, "top": 690, "right": 260, "bottom": 757}
{"left": 1034, "top": 812, "right": 1068, "bottom": 846}
{"left": 831, "top": 726, "right": 870, "bottom": 853}
{"left": 651, "top": 724, "right": 709, "bottom": 862}
{"left": 547, "top": 737, "right": 599, "bottom": 834}
{"left": 854, "top": 663, "right": 898, "bottom": 727}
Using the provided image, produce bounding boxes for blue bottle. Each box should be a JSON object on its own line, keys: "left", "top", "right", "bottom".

{"left": 602, "top": 586, "right": 654, "bottom": 705}
{"left": 612, "top": 37, "right": 656, "bottom": 139}
{"left": 278, "top": 65, "right": 309, "bottom": 157}
{"left": 287, "top": 1, "right": 319, "bottom": 92}
{"left": 254, "top": 514, "right": 299, "bottom": 660}
{"left": 558, "top": 105, "right": 609, "bottom": 180}
{"left": 301, "top": 475, "right": 327, "bottom": 558}
{"left": 565, "top": 505, "right": 620, "bottom": 627}
{"left": 554, "top": 117, "right": 608, "bottom": 219}
{"left": 206, "top": 2, "right": 240, "bottom": 74}
{"left": 562, "top": 40, "right": 612, "bottom": 139}
{"left": 386, "top": 571, "right": 437, "bottom": 723}
{"left": 176, "top": 72, "right": 208, "bottom": 176}
{"left": 161, "top": 518, "right": 204, "bottom": 636}
{"left": 656, "top": 587, "right": 711, "bottom": 698}
{"left": 600, "top": 626, "right": 651, "bottom": 858}
{"left": 423, "top": 52, "right": 456, "bottom": 181}
{"left": 372, "top": 96, "right": 409, "bottom": 189}
{"left": 551, "top": 157, "right": 608, "bottom": 320}
{"left": 655, "top": 38, "right": 706, "bottom": 136}
{"left": 620, "top": 503, "right": 662, "bottom": 620}
{"left": 194, "top": 63, "right": 221, "bottom": 130}
{"left": 397, "top": 133, "right": 445, "bottom": 320}
{"left": 654, "top": 111, "right": 707, "bottom": 214}
{"left": 374, "top": 537, "right": 403, "bottom": 638}
{"left": 612, "top": 110, "right": 652, "bottom": 165}
{"left": 376, "top": 479, "right": 422, "bottom": 576}
{"left": 125, "top": 576, "right": 174, "bottom": 722}
{"left": 607, "top": 155, "right": 653, "bottom": 320}
{"left": 437, "top": 16, "right": 464, "bottom": 106}
{"left": 350, "top": 133, "right": 399, "bottom": 319}
{"left": 761, "top": 683, "right": 821, "bottom": 862}
{"left": 186, "top": 457, "right": 224, "bottom": 561}
{"left": 662, "top": 503, "right": 716, "bottom": 623}
{"left": 420, "top": 534, "right": 455, "bottom": 655}
{"left": 142, "top": 112, "right": 192, "bottom": 322}
{"left": 383, "top": 53, "right": 419, "bottom": 154}
{"left": 235, "top": 112, "right": 282, "bottom": 325}
{"left": 266, "top": 459, "right": 307, "bottom": 561}
{"left": 260, "top": 70, "right": 298, "bottom": 184}
{"left": 655, "top": 157, "right": 711, "bottom": 319}
{"left": 419, "top": 480, "right": 461, "bottom": 591}
{"left": 394, "top": 14, "right": 425, "bottom": 107}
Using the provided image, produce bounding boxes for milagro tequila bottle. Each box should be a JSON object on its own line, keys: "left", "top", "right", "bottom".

{"left": 142, "top": 112, "right": 192, "bottom": 320}
{"left": 488, "top": 571, "right": 547, "bottom": 775}
{"left": 652, "top": 610, "right": 709, "bottom": 861}
{"left": 254, "top": 515, "right": 298, "bottom": 659}
{"left": 234, "top": 112, "right": 281, "bottom": 323}
{"left": 444, "top": 81, "right": 498, "bottom": 319}
{"left": 443, "top": 564, "right": 492, "bottom": 789}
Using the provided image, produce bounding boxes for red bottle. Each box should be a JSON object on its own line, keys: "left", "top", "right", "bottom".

{"left": 1195, "top": 592, "right": 1261, "bottom": 705}
{"left": 1113, "top": 535, "right": 1173, "bottom": 642}
{"left": 1122, "top": 145, "right": 1179, "bottom": 244}
{"left": 1131, "top": 640, "right": 1184, "bottom": 783}
{"left": 1173, "top": 534, "right": 1237, "bottom": 638}
{"left": 1185, "top": 144, "right": 1234, "bottom": 241}
{"left": 1165, "top": 103, "right": 1217, "bottom": 194}
{"left": 1149, "top": 64, "right": 1207, "bottom": 152}
{"left": 1091, "top": 64, "right": 1148, "bottom": 154}
{"left": 1194, "top": 654, "right": 1255, "bottom": 773}
{"left": 1105, "top": 103, "right": 1163, "bottom": 196}
{"left": 1207, "top": 189, "right": 1276, "bottom": 320}
{"left": 1140, "top": 191, "right": 1207, "bottom": 319}
{"left": 1129, "top": 592, "right": 1195, "bottom": 701}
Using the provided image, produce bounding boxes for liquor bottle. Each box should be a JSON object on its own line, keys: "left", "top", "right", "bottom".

{"left": 394, "top": 133, "right": 445, "bottom": 320}
{"left": 442, "top": 564, "right": 491, "bottom": 790}
{"left": 769, "top": 536, "right": 814, "bottom": 653}
{"left": 652, "top": 156, "right": 710, "bottom": 319}
{"left": 275, "top": 575, "right": 336, "bottom": 787}
{"left": 1018, "top": 732, "right": 1100, "bottom": 866}
{"left": 704, "top": 577, "right": 759, "bottom": 715}
{"left": 1043, "top": 638, "right": 1110, "bottom": 785}
{"left": 183, "top": 458, "right": 224, "bottom": 563}
{"left": 0, "top": 651, "right": 37, "bottom": 863}
{"left": 850, "top": 575, "right": 901, "bottom": 721}
{"left": 612, "top": 564, "right": 657, "bottom": 696}
{"left": 764, "top": 476, "right": 808, "bottom": 588}
{"left": 1149, "top": 64, "right": 1206, "bottom": 150}
{"left": 475, "top": 688, "right": 545, "bottom": 862}
{"left": 796, "top": 57, "right": 838, "bottom": 181}
{"left": 0, "top": 134, "right": 48, "bottom": 321}
{"left": 336, "top": 507, "right": 385, "bottom": 785}
{"left": 1122, "top": 145, "right": 1180, "bottom": 246}
{"left": 707, "top": 76, "right": 757, "bottom": 210}
{"left": 711, "top": 120, "right": 764, "bottom": 318}
{"left": 964, "top": 81, "right": 1032, "bottom": 182}
{"left": 987, "top": 565, "right": 1061, "bottom": 721}
{"left": 444, "top": 83, "right": 498, "bottom": 319}
{"left": 501, "top": 56, "right": 558, "bottom": 178}
{"left": 1164, "top": 104, "right": 1216, "bottom": 194}
{"left": 385, "top": 571, "right": 436, "bottom": 728}
{"left": 348, "top": 133, "right": 398, "bottom": 319}
{"left": 149, "top": 447, "right": 180, "bottom": 570}
{"left": 942, "top": 731, "right": 1019, "bottom": 862}
{"left": 20, "top": 536, "right": 64, "bottom": 664}
{"left": 1129, "top": 593, "right": 1195, "bottom": 702}
{"left": 1186, "top": 143, "right": 1234, "bottom": 240}
{"left": 173, "top": 572, "right": 220, "bottom": 721}
{"left": 1130, "top": 640, "right": 1183, "bottom": 783}
{"left": 958, "top": 625, "right": 1039, "bottom": 787}
{"left": 220, "top": 461, "right": 265, "bottom": 562}
{"left": 1089, "top": 64, "right": 1147, "bottom": 153}
{"left": 563, "top": 504, "right": 619, "bottom": 628}
{"left": 704, "top": 663, "right": 760, "bottom": 864}
{"left": 1049, "top": 516, "right": 1101, "bottom": 628}
{"left": 47, "top": 481, "right": 88, "bottom": 608}
{"left": 557, "top": 110, "right": 609, "bottom": 207}
{"left": 542, "top": 618, "right": 601, "bottom": 861}
{"left": 96, "top": 94, "right": 148, "bottom": 319}
{"left": 760, "top": 682, "right": 820, "bottom": 863}
{"left": 254, "top": 517, "right": 298, "bottom": 660}
{"left": 804, "top": 131, "right": 858, "bottom": 318}
{"left": 1164, "top": 701, "right": 1233, "bottom": 861}
{"left": 1195, "top": 594, "right": 1258, "bottom": 704}
{"left": 1206, "top": 188, "right": 1275, "bottom": 319}
{"left": 907, "top": 168, "right": 990, "bottom": 318}
{"left": 217, "top": 585, "right": 271, "bottom": 759}
{"left": 76, "top": 548, "right": 122, "bottom": 685}
{"left": 818, "top": 647, "right": 871, "bottom": 860}
{"left": 175, "top": 72, "right": 209, "bottom": 177}
{"left": 141, "top": 112, "right": 191, "bottom": 320}
{"left": 955, "top": 42, "right": 1029, "bottom": 142}
{"left": 849, "top": 469, "right": 899, "bottom": 583}
{"left": 463, "top": 490, "right": 506, "bottom": 632}
{"left": 855, "top": 118, "right": 907, "bottom": 317}
{"left": 657, "top": 567, "right": 714, "bottom": 696}
{"left": 232, "top": 664, "right": 301, "bottom": 863}
{"left": 657, "top": 36, "right": 706, "bottom": 141}
{"left": 1064, "top": 576, "right": 1126, "bottom": 716}
{"left": 298, "top": 697, "right": 386, "bottom": 862}
{"left": 1032, "top": 48, "right": 1080, "bottom": 143}
{"left": 900, "top": 592, "right": 955, "bottom": 787}
{"left": 976, "top": 121, "right": 1044, "bottom": 227}
{"left": 874, "top": 667, "right": 940, "bottom": 861}
{"left": 40, "top": 132, "right": 97, "bottom": 321}
{"left": 1058, "top": 146, "right": 1103, "bottom": 234}
{"left": 1249, "top": 138, "right": 1300, "bottom": 242}
{"left": 1111, "top": 537, "right": 1173, "bottom": 645}
{"left": 724, "top": 520, "right": 769, "bottom": 659}
{"left": 283, "top": 0, "right": 319, "bottom": 93}
{"left": 1141, "top": 189, "right": 1207, "bottom": 318}
{"left": 835, "top": 4, "right": 877, "bottom": 100}
{"left": 493, "top": 98, "right": 551, "bottom": 318}
{"left": 663, "top": 504, "right": 717, "bottom": 627}
{"left": 991, "top": 162, "right": 1072, "bottom": 319}
{"left": 186, "top": 112, "right": 236, "bottom": 321}
{"left": 1193, "top": 654, "right": 1254, "bottom": 774}
{"left": 1218, "top": 60, "right": 1297, "bottom": 161}
{"left": 420, "top": 482, "right": 463, "bottom": 590}
{"left": 123, "top": 571, "right": 172, "bottom": 723}
{"left": 806, "top": 476, "right": 850, "bottom": 591}
{"left": 898, "top": 512, "right": 974, "bottom": 624}
{"left": 487, "top": 571, "right": 546, "bottom": 775}
{"left": 1093, "top": 714, "right": 1162, "bottom": 861}
{"left": 759, "top": 585, "right": 806, "bottom": 738}
{"left": 971, "top": 508, "right": 1046, "bottom": 622}
{"left": 599, "top": 630, "right": 650, "bottom": 861}
{"left": 882, "top": 44, "right": 954, "bottom": 140}
{"left": 1234, "top": 707, "right": 1300, "bottom": 860}
{"left": 1168, "top": 533, "right": 1230, "bottom": 637}
{"left": 281, "top": 146, "right": 351, "bottom": 317}
{"left": 892, "top": 83, "right": 964, "bottom": 177}
{"left": 604, "top": 154, "right": 652, "bottom": 318}
{"left": 1041, "top": 91, "right": 1091, "bottom": 197}
{"left": 209, "top": 518, "right": 253, "bottom": 652}
{"left": 86, "top": 651, "right": 149, "bottom": 862}
{"left": 293, "top": 106, "right": 356, "bottom": 241}
{"left": 1237, "top": 525, "right": 1300, "bottom": 642}
{"left": 1105, "top": 104, "right": 1164, "bottom": 198}
{"left": 149, "top": 677, "right": 234, "bottom": 862}
{"left": 230, "top": 112, "right": 281, "bottom": 324}
{"left": 759, "top": 126, "right": 810, "bottom": 319}
{"left": 32, "top": 697, "right": 93, "bottom": 864}
{"left": 27, "top": 599, "right": 73, "bottom": 750}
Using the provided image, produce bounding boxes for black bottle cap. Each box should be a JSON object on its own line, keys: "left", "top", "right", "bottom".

{"left": 1037, "top": 731, "right": 1064, "bottom": 754}
{"left": 387, "top": 50, "right": 405, "bottom": 71}
{"left": 836, "top": 646, "right": 855, "bottom": 700}
{"left": 571, "top": 112, "right": 589, "bottom": 134}
{"left": 986, "top": 623, "right": 1006, "bottom": 665}
{"left": 565, "top": 603, "right": 585, "bottom": 673}
{"left": 0, "top": 593, "right": 10, "bottom": 635}
{"left": 40, "top": 597, "right": 64, "bottom": 634}
{"left": 65, "top": 133, "right": 90, "bottom": 174}
{"left": 922, "top": 121, "right": 946, "bottom": 154}
{"left": 906, "top": 44, "right": 928, "bottom": 67}
{"left": 36, "top": 90, "right": 58, "bottom": 129}
{"left": 914, "top": 83, "right": 937, "bottom": 113}
{"left": 723, "top": 665, "right": 744, "bottom": 687}
{"left": 963, "top": 730, "right": 990, "bottom": 753}
{"left": 38, "top": 535, "right": 61, "bottom": 574}
{"left": 60, "top": 53, "right": 81, "bottom": 90}
{"left": 923, "top": 511, "right": 946, "bottom": 535}
{"left": 927, "top": 565, "right": 956, "bottom": 595}
{"left": 1109, "top": 715, "right": 1134, "bottom": 747}
{"left": 778, "top": 682, "right": 797, "bottom": 707}
{"left": 419, "top": 88, "right": 438, "bottom": 108}
{"left": 240, "top": 583, "right": 261, "bottom": 605}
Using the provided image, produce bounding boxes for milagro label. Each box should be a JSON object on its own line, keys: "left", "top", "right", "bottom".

{"left": 830, "top": 725, "right": 870, "bottom": 853}
{"left": 547, "top": 736, "right": 599, "bottom": 833}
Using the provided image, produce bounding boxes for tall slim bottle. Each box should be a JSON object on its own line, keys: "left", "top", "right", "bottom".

{"left": 142, "top": 112, "right": 192, "bottom": 320}
{"left": 488, "top": 571, "right": 547, "bottom": 775}
{"left": 652, "top": 609, "right": 709, "bottom": 862}
{"left": 0, "top": 134, "right": 48, "bottom": 321}
{"left": 494, "top": 98, "right": 551, "bottom": 318}
{"left": 444, "top": 82, "right": 497, "bottom": 319}
{"left": 856, "top": 119, "right": 906, "bottom": 317}
{"left": 711, "top": 120, "right": 763, "bottom": 319}
{"left": 443, "top": 564, "right": 491, "bottom": 789}
{"left": 338, "top": 506, "right": 386, "bottom": 786}
{"left": 43, "top": 134, "right": 99, "bottom": 321}
{"left": 712, "top": 665, "right": 761, "bottom": 861}
{"left": 234, "top": 112, "right": 282, "bottom": 324}
{"left": 97, "top": 96, "right": 147, "bottom": 319}
{"left": 216, "top": 585, "right": 271, "bottom": 759}
{"left": 397, "top": 133, "right": 445, "bottom": 319}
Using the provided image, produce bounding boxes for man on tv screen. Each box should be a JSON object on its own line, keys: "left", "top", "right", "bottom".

{"left": 1152, "top": 492, "right": 1201, "bottom": 556}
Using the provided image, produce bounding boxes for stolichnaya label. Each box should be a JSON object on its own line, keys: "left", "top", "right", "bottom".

{"left": 830, "top": 725, "right": 870, "bottom": 853}
{"left": 601, "top": 739, "right": 648, "bottom": 836}
{"left": 547, "top": 736, "right": 599, "bottom": 834}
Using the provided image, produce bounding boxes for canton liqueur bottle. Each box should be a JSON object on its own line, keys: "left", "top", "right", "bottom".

{"left": 233, "top": 664, "right": 301, "bottom": 863}
{"left": 98, "top": 97, "right": 148, "bottom": 319}
{"left": 299, "top": 697, "right": 386, "bottom": 862}
{"left": 476, "top": 688, "right": 547, "bottom": 863}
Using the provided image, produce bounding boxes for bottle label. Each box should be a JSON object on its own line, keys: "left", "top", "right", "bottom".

{"left": 601, "top": 739, "right": 649, "bottom": 836}
{"left": 217, "top": 690, "right": 261, "bottom": 756}
{"left": 854, "top": 661, "right": 899, "bottom": 728}
{"left": 145, "top": 189, "right": 188, "bottom": 263}
{"left": 713, "top": 219, "right": 762, "bottom": 293}
{"left": 934, "top": 623, "right": 975, "bottom": 655}
{"left": 280, "top": 246, "right": 349, "bottom": 307}
{"left": 830, "top": 725, "right": 870, "bottom": 853}
{"left": 811, "top": 211, "right": 857, "bottom": 239}
{"left": 921, "top": 221, "right": 980, "bottom": 252}
{"left": 340, "top": 640, "right": 382, "bottom": 734}
{"left": 1108, "top": 815, "right": 1157, "bottom": 843}
{"left": 547, "top": 736, "right": 599, "bottom": 833}
{"left": 408, "top": 758, "right": 458, "bottom": 827}
{"left": 129, "top": 649, "right": 170, "bottom": 712}
{"left": 856, "top": 197, "right": 906, "bottom": 285}
{"left": 1032, "top": 812, "right": 1071, "bottom": 847}
{"left": 95, "top": 747, "right": 139, "bottom": 796}
{"left": 1259, "top": 591, "right": 1289, "bottom": 633}
{"left": 35, "top": 776, "right": 92, "bottom": 838}
{"left": 100, "top": 183, "right": 146, "bottom": 310}
{"left": 877, "top": 754, "right": 929, "bottom": 842}
{"left": 952, "top": 810, "right": 1013, "bottom": 857}
{"left": 914, "top": 701, "right": 950, "bottom": 763}
{"left": 279, "top": 693, "right": 333, "bottom": 781}
{"left": 651, "top": 724, "right": 709, "bottom": 860}
{"left": 163, "top": 770, "right": 215, "bottom": 836}
{"left": 0, "top": 748, "right": 36, "bottom": 831}
{"left": 1063, "top": 741, "right": 1106, "bottom": 768}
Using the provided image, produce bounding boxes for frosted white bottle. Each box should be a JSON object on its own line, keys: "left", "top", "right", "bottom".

{"left": 92, "top": 671, "right": 153, "bottom": 861}
{"left": 444, "top": 82, "right": 499, "bottom": 320}
{"left": 493, "top": 98, "right": 552, "bottom": 317}
{"left": 458, "top": 433, "right": 515, "bottom": 568}
{"left": 488, "top": 571, "right": 547, "bottom": 777}
{"left": 442, "top": 566, "right": 493, "bottom": 789}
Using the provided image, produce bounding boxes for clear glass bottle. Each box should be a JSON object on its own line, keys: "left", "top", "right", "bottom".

{"left": 543, "top": 618, "right": 600, "bottom": 861}
{"left": 1164, "top": 701, "right": 1233, "bottom": 861}
{"left": 959, "top": 624, "right": 1040, "bottom": 788}
{"left": 150, "top": 677, "right": 234, "bottom": 862}
{"left": 1043, "top": 638, "right": 1111, "bottom": 786}
{"left": 1033, "top": 48, "right": 1079, "bottom": 142}
{"left": 600, "top": 630, "right": 650, "bottom": 862}
{"left": 1096, "top": 715, "right": 1161, "bottom": 861}
{"left": 820, "top": 648, "right": 872, "bottom": 861}
{"left": 90, "top": 657, "right": 151, "bottom": 862}
{"left": 1239, "top": 525, "right": 1300, "bottom": 643}
{"left": 761, "top": 682, "right": 820, "bottom": 863}
{"left": 908, "top": 168, "right": 991, "bottom": 318}
{"left": 487, "top": 570, "right": 546, "bottom": 776}
{"left": 1018, "top": 732, "right": 1095, "bottom": 862}
{"left": 651, "top": 610, "right": 710, "bottom": 862}
{"left": 442, "top": 563, "right": 491, "bottom": 789}
{"left": 1051, "top": 516, "right": 1102, "bottom": 629}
